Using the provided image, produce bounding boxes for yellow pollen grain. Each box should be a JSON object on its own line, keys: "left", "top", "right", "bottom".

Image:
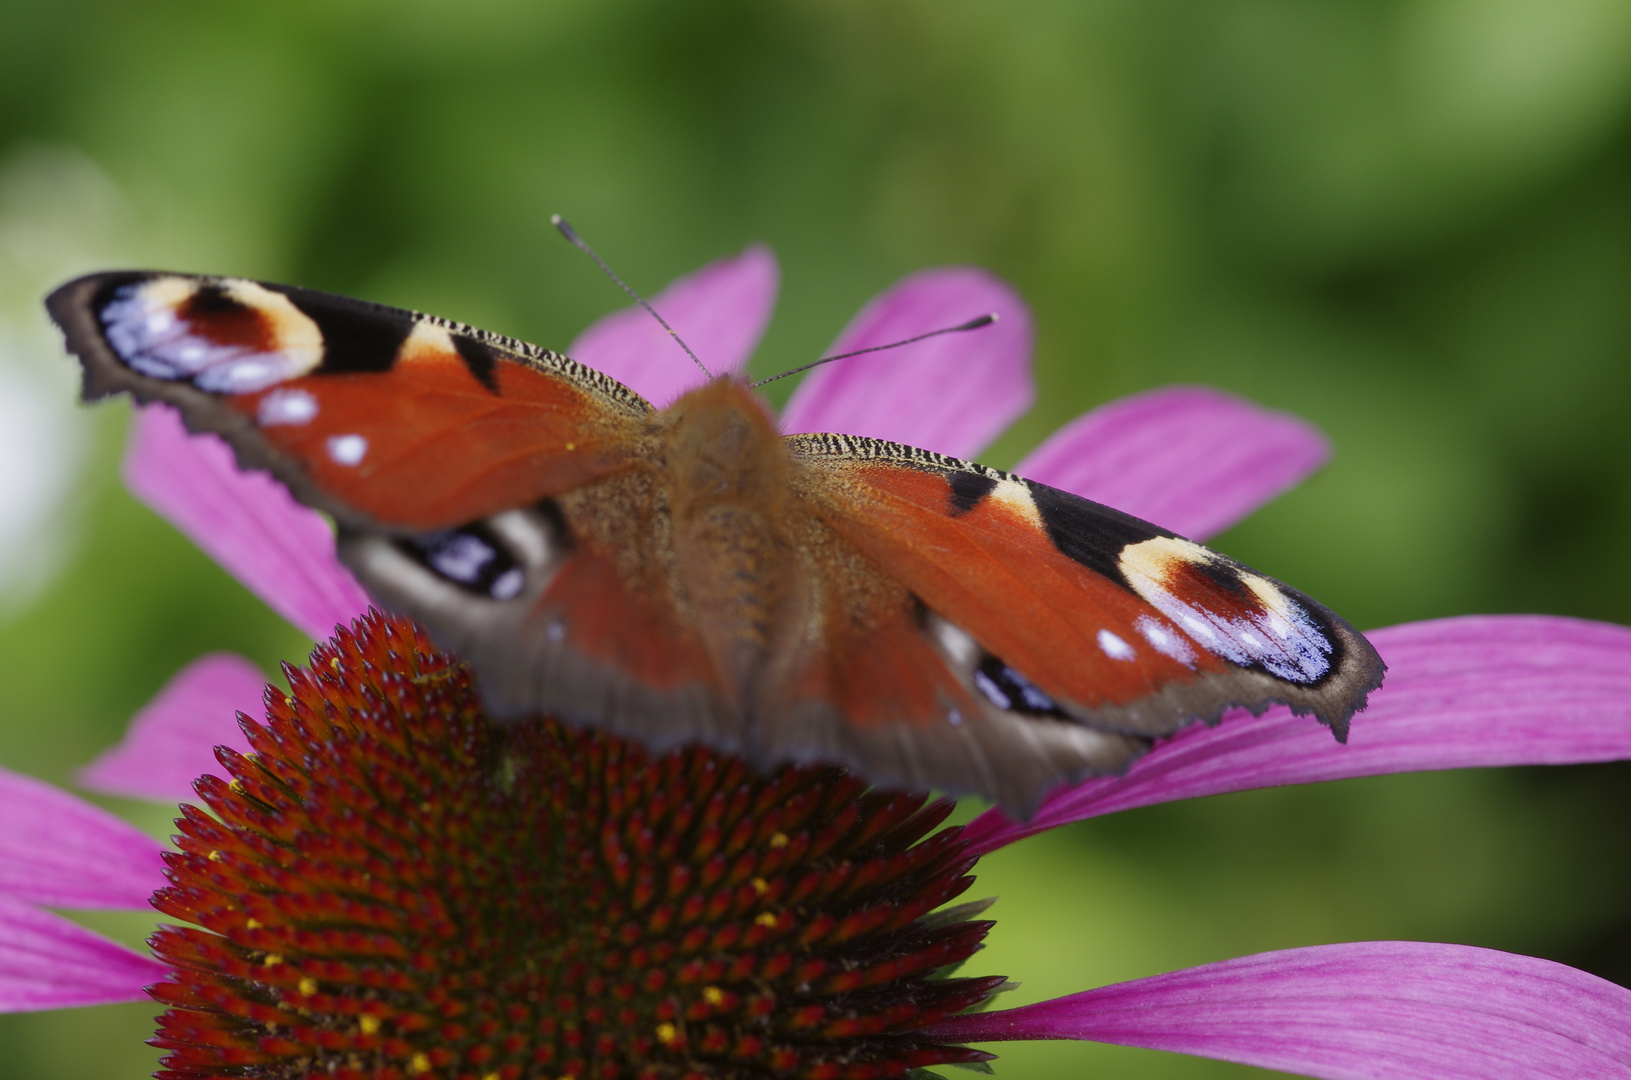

{"left": 229, "top": 779, "right": 244, "bottom": 792}
{"left": 245, "top": 918, "right": 262, "bottom": 929}
{"left": 330, "top": 658, "right": 342, "bottom": 671}
{"left": 263, "top": 954, "right": 283, "bottom": 967}
{"left": 751, "top": 877, "right": 768, "bottom": 895}
{"left": 769, "top": 832, "right": 789, "bottom": 848}
{"left": 482, "top": 1074, "right": 499, "bottom": 1080}
{"left": 656, "top": 1022, "right": 679, "bottom": 1046}
{"left": 703, "top": 986, "right": 725, "bottom": 1006}
{"left": 409, "top": 1052, "right": 431, "bottom": 1074}
{"left": 298, "top": 977, "right": 318, "bottom": 995}
{"left": 359, "top": 1015, "right": 381, "bottom": 1035}
{"left": 208, "top": 851, "right": 223, "bottom": 862}
{"left": 564, "top": 442, "right": 576, "bottom": 451}
{"left": 755, "top": 911, "right": 778, "bottom": 928}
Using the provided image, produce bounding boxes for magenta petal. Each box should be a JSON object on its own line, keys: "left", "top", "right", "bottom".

{"left": 964, "top": 615, "right": 1631, "bottom": 856}
{"left": 568, "top": 244, "right": 779, "bottom": 407}
{"left": 778, "top": 269, "right": 1034, "bottom": 459}
{"left": 1016, "top": 386, "right": 1330, "bottom": 541}
{"left": 0, "top": 895, "right": 167, "bottom": 1012}
{"left": 123, "top": 404, "right": 372, "bottom": 641}
{"left": 78, "top": 653, "right": 264, "bottom": 804}
{"left": 929, "top": 941, "right": 1631, "bottom": 1079}
{"left": 0, "top": 766, "right": 165, "bottom": 910}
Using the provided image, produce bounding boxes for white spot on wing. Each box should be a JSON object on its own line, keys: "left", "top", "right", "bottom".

{"left": 1097, "top": 629, "right": 1136, "bottom": 661}
{"left": 326, "top": 434, "right": 368, "bottom": 466}
{"left": 925, "top": 613, "right": 982, "bottom": 670}
{"left": 490, "top": 567, "right": 525, "bottom": 600}
{"left": 973, "top": 669, "right": 1008, "bottom": 708}
{"left": 257, "top": 387, "right": 318, "bottom": 426}
{"left": 1135, "top": 615, "right": 1196, "bottom": 666}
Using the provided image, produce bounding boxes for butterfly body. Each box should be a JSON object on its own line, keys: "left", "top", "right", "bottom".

{"left": 49, "top": 270, "right": 1385, "bottom": 814}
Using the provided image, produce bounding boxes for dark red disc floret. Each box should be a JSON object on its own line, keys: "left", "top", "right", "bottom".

{"left": 147, "top": 612, "right": 1004, "bottom": 1080}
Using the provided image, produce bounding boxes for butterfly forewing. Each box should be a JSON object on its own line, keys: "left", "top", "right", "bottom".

{"left": 48, "top": 271, "right": 652, "bottom": 530}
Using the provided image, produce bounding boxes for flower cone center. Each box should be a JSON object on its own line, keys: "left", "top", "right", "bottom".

{"left": 149, "top": 613, "right": 1002, "bottom": 1080}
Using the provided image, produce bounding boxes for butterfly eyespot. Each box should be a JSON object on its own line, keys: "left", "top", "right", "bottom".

{"left": 99, "top": 276, "right": 324, "bottom": 392}
{"left": 399, "top": 524, "right": 527, "bottom": 602}
{"left": 972, "top": 656, "right": 1066, "bottom": 718}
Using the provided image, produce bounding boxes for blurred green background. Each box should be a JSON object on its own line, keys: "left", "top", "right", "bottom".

{"left": 2, "top": 1, "right": 1630, "bottom": 1077}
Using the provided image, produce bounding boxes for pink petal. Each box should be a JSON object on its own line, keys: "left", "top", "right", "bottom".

{"left": 965, "top": 615, "right": 1631, "bottom": 856}
{"left": 568, "top": 244, "right": 779, "bottom": 407}
{"left": 78, "top": 653, "right": 264, "bottom": 804}
{"left": 1016, "top": 386, "right": 1330, "bottom": 542}
{"left": 0, "top": 895, "right": 167, "bottom": 1012}
{"left": 0, "top": 766, "right": 165, "bottom": 910}
{"left": 123, "top": 403, "right": 372, "bottom": 641}
{"left": 778, "top": 268, "right": 1034, "bottom": 459}
{"left": 930, "top": 941, "right": 1631, "bottom": 1080}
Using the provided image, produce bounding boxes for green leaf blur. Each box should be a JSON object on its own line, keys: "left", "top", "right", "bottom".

{"left": 1, "top": 2, "right": 1629, "bottom": 1078}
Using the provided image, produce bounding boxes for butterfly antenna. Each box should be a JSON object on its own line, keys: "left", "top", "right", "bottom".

{"left": 552, "top": 214, "right": 713, "bottom": 379}
{"left": 750, "top": 313, "right": 997, "bottom": 388}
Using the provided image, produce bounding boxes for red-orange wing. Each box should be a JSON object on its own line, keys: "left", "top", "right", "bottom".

{"left": 48, "top": 271, "right": 653, "bottom": 531}
{"left": 787, "top": 433, "right": 1385, "bottom": 750}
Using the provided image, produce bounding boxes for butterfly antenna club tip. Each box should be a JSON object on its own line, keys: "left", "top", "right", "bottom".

{"left": 551, "top": 214, "right": 712, "bottom": 379}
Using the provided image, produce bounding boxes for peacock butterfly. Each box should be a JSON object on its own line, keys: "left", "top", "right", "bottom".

{"left": 47, "top": 269, "right": 1384, "bottom": 815}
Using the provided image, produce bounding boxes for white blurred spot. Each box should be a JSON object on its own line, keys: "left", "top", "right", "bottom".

{"left": 427, "top": 533, "right": 495, "bottom": 583}
{"left": 490, "top": 567, "right": 524, "bottom": 600}
{"left": 1135, "top": 615, "right": 1197, "bottom": 667}
{"left": 0, "top": 361, "right": 83, "bottom": 609}
{"left": 326, "top": 434, "right": 367, "bottom": 466}
{"left": 258, "top": 387, "right": 318, "bottom": 426}
{"left": 0, "top": 145, "right": 123, "bottom": 611}
{"left": 1097, "top": 628, "right": 1136, "bottom": 661}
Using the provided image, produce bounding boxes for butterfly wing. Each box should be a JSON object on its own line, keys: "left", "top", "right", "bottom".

{"left": 48, "top": 271, "right": 738, "bottom": 741}
{"left": 775, "top": 432, "right": 1385, "bottom": 810}
{"left": 49, "top": 271, "right": 654, "bottom": 530}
